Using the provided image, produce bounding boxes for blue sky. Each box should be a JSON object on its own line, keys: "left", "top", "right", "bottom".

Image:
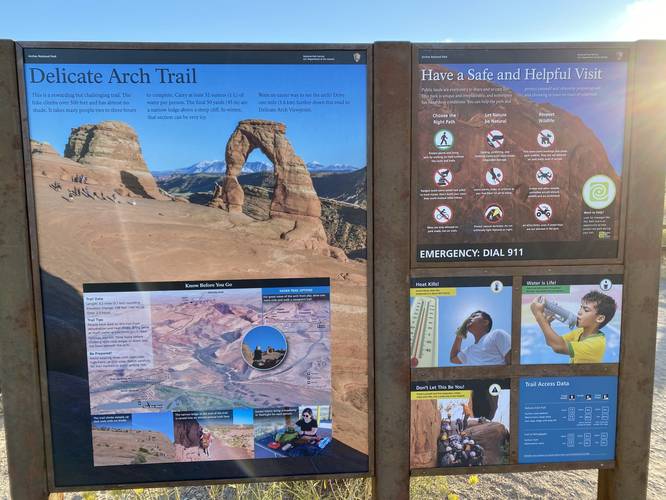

{"left": 233, "top": 408, "right": 254, "bottom": 425}
{"left": 24, "top": 63, "right": 366, "bottom": 171}
{"left": 132, "top": 412, "right": 175, "bottom": 442}
{"left": 2, "top": 1, "right": 664, "bottom": 43}
{"left": 243, "top": 326, "right": 287, "bottom": 352}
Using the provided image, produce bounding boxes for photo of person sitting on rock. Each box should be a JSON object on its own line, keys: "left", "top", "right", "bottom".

{"left": 281, "top": 407, "right": 319, "bottom": 451}
{"left": 257, "top": 406, "right": 333, "bottom": 458}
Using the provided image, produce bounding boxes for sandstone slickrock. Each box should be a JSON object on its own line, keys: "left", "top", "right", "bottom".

{"left": 464, "top": 421, "right": 510, "bottom": 465}
{"left": 61, "top": 120, "right": 169, "bottom": 200}
{"left": 31, "top": 140, "right": 60, "bottom": 157}
{"left": 410, "top": 399, "right": 441, "bottom": 468}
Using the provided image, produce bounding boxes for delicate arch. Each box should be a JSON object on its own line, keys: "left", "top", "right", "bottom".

{"left": 219, "top": 119, "right": 321, "bottom": 219}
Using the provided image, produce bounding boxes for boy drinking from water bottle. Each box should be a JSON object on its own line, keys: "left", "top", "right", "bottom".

{"left": 530, "top": 291, "right": 617, "bottom": 363}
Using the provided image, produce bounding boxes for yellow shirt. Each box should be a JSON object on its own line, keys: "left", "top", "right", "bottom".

{"left": 561, "top": 328, "right": 606, "bottom": 364}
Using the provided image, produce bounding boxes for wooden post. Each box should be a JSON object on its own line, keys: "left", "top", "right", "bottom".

{"left": 598, "top": 40, "right": 666, "bottom": 500}
{"left": 373, "top": 41, "right": 412, "bottom": 500}
{"left": 0, "top": 39, "right": 50, "bottom": 499}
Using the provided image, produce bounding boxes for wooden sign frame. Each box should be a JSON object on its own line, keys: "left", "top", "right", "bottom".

{"left": 1, "top": 39, "right": 665, "bottom": 500}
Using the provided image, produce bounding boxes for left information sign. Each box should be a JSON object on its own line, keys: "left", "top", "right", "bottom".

{"left": 21, "top": 46, "right": 370, "bottom": 486}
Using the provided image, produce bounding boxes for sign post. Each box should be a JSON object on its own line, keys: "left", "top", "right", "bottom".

{"left": 0, "top": 39, "right": 50, "bottom": 500}
{"left": 373, "top": 41, "right": 412, "bottom": 500}
{"left": 598, "top": 40, "right": 666, "bottom": 500}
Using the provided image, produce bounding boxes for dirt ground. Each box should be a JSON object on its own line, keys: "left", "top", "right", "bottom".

{"left": 91, "top": 428, "right": 177, "bottom": 466}
{"left": 1, "top": 271, "right": 666, "bottom": 499}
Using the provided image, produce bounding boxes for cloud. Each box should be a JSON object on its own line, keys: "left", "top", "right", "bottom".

{"left": 615, "top": 0, "right": 666, "bottom": 40}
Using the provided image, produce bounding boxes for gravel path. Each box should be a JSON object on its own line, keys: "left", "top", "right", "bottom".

{"left": 2, "top": 273, "right": 666, "bottom": 499}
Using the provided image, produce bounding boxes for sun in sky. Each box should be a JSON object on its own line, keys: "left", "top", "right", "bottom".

{"left": 615, "top": 0, "right": 666, "bottom": 39}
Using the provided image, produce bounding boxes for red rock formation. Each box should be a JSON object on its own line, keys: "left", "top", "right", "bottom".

{"left": 218, "top": 119, "right": 321, "bottom": 218}
{"left": 62, "top": 121, "right": 169, "bottom": 200}
{"left": 410, "top": 400, "right": 441, "bottom": 468}
{"left": 31, "top": 140, "right": 61, "bottom": 157}
{"left": 464, "top": 421, "right": 510, "bottom": 465}
{"left": 174, "top": 418, "right": 202, "bottom": 448}
{"left": 211, "top": 119, "right": 344, "bottom": 258}
{"left": 208, "top": 181, "right": 227, "bottom": 209}
{"left": 65, "top": 121, "right": 149, "bottom": 171}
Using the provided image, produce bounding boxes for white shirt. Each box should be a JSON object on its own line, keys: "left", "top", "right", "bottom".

{"left": 457, "top": 329, "right": 511, "bottom": 366}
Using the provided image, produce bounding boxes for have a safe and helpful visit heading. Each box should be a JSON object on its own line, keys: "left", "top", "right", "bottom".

{"left": 29, "top": 67, "right": 198, "bottom": 84}
{"left": 421, "top": 66, "right": 604, "bottom": 84}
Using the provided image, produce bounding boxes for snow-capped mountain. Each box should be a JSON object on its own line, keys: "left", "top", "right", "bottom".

{"left": 306, "top": 161, "right": 361, "bottom": 173}
{"left": 180, "top": 160, "right": 271, "bottom": 174}
{"left": 157, "top": 160, "right": 362, "bottom": 178}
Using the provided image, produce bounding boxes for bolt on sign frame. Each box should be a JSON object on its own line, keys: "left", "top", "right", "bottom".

{"left": 1, "top": 39, "right": 665, "bottom": 500}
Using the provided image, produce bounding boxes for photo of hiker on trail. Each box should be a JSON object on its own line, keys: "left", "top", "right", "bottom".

{"left": 520, "top": 276, "right": 623, "bottom": 365}
{"left": 410, "top": 277, "right": 512, "bottom": 368}
{"left": 172, "top": 409, "right": 254, "bottom": 463}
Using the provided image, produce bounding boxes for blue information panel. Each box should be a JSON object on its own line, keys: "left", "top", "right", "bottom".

{"left": 519, "top": 376, "right": 617, "bottom": 463}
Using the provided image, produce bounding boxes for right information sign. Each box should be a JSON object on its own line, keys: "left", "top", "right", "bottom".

{"left": 414, "top": 48, "right": 629, "bottom": 262}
